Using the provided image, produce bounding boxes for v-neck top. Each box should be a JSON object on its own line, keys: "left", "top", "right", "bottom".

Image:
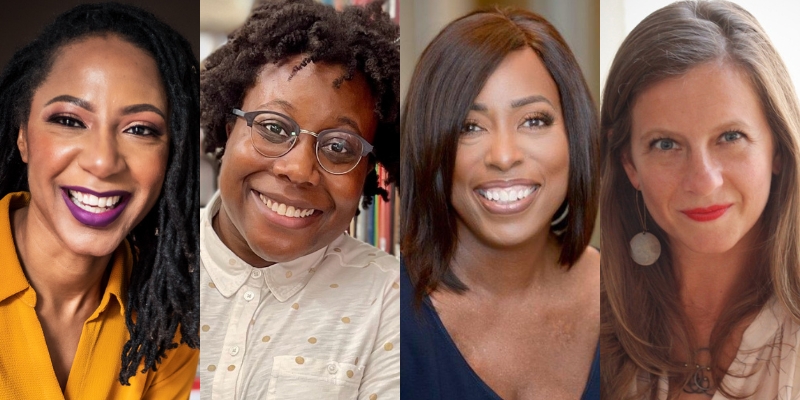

{"left": 0, "top": 191, "right": 198, "bottom": 399}
{"left": 400, "top": 260, "right": 600, "bottom": 399}
{"left": 633, "top": 296, "right": 800, "bottom": 399}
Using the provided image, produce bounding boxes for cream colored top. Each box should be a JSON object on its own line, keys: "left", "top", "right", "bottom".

{"left": 199, "top": 192, "right": 400, "bottom": 400}
{"left": 639, "top": 297, "right": 800, "bottom": 399}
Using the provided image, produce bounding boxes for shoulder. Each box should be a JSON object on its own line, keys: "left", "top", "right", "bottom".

{"left": 328, "top": 234, "right": 399, "bottom": 277}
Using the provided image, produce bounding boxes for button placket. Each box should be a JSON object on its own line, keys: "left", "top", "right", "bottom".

{"left": 212, "top": 284, "right": 262, "bottom": 399}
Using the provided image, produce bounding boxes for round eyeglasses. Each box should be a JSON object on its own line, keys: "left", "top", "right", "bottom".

{"left": 232, "top": 109, "right": 374, "bottom": 175}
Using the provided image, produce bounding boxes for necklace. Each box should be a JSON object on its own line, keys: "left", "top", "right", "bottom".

{"left": 683, "top": 362, "right": 714, "bottom": 396}
{"left": 682, "top": 348, "right": 714, "bottom": 397}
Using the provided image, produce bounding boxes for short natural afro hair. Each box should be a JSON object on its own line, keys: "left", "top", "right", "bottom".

{"left": 201, "top": 0, "right": 400, "bottom": 205}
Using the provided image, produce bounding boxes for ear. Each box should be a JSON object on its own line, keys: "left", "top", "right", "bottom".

{"left": 225, "top": 122, "right": 233, "bottom": 139}
{"left": 17, "top": 128, "right": 29, "bottom": 164}
{"left": 621, "top": 150, "right": 640, "bottom": 190}
{"left": 772, "top": 148, "right": 782, "bottom": 175}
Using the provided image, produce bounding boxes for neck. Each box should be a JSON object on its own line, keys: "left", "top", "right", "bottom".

{"left": 13, "top": 205, "right": 111, "bottom": 314}
{"left": 671, "top": 229, "right": 760, "bottom": 340}
{"left": 448, "top": 223, "right": 562, "bottom": 296}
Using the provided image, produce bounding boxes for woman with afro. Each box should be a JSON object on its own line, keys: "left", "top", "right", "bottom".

{"left": 199, "top": 0, "right": 399, "bottom": 398}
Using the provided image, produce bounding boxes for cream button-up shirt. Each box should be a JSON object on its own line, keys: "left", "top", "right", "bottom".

{"left": 199, "top": 193, "right": 400, "bottom": 400}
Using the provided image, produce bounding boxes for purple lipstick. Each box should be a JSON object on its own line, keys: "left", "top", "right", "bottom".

{"left": 61, "top": 186, "right": 131, "bottom": 227}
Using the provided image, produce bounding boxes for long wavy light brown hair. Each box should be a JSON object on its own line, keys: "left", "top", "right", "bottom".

{"left": 600, "top": 1, "right": 800, "bottom": 398}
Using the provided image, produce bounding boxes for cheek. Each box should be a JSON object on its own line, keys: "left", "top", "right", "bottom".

{"left": 127, "top": 144, "right": 169, "bottom": 196}
{"left": 330, "top": 165, "right": 370, "bottom": 212}
{"left": 24, "top": 132, "right": 73, "bottom": 185}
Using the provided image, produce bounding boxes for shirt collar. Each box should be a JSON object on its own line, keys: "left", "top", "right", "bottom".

{"left": 0, "top": 191, "right": 130, "bottom": 316}
{"left": 201, "top": 191, "right": 344, "bottom": 302}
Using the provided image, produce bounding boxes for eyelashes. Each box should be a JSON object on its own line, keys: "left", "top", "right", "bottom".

{"left": 648, "top": 130, "right": 747, "bottom": 151}
{"left": 521, "top": 111, "right": 555, "bottom": 128}
{"left": 47, "top": 114, "right": 162, "bottom": 137}
{"left": 460, "top": 111, "right": 556, "bottom": 135}
{"left": 48, "top": 115, "right": 86, "bottom": 129}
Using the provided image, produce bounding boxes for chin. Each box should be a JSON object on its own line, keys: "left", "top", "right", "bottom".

{"left": 65, "top": 238, "right": 124, "bottom": 258}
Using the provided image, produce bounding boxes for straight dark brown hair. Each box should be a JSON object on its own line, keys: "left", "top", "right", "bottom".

{"left": 400, "top": 7, "right": 598, "bottom": 303}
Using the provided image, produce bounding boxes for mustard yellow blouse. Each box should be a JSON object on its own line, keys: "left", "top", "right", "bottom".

{"left": 0, "top": 192, "right": 198, "bottom": 399}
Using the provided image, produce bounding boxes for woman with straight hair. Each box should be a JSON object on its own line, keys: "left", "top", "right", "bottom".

{"left": 401, "top": 7, "right": 600, "bottom": 399}
{"left": 600, "top": 1, "right": 800, "bottom": 398}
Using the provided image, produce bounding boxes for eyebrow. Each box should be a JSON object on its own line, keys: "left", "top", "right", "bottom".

{"left": 123, "top": 104, "right": 167, "bottom": 120}
{"left": 255, "top": 99, "right": 363, "bottom": 134}
{"left": 337, "top": 116, "right": 362, "bottom": 134}
{"left": 470, "top": 95, "right": 554, "bottom": 111}
{"left": 45, "top": 95, "right": 166, "bottom": 120}
{"left": 255, "top": 99, "right": 296, "bottom": 112}
{"left": 45, "top": 95, "right": 94, "bottom": 112}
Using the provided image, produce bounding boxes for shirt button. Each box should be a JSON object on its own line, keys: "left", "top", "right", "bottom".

{"left": 230, "top": 346, "right": 239, "bottom": 356}
{"left": 244, "top": 291, "right": 255, "bottom": 301}
{"left": 252, "top": 270, "right": 262, "bottom": 278}
{"left": 327, "top": 363, "right": 338, "bottom": 374}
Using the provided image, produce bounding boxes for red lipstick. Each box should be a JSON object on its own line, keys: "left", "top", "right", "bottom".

{"left": 681, "top": 204, "right": 732, "bottom": 222}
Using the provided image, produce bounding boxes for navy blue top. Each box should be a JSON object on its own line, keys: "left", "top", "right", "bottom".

{"left": 400, "top": 261, "right": 600, "bottom": 400}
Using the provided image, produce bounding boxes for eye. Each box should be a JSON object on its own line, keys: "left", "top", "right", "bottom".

{"left": 49, "top": 115, "right": 85, "bottom": 128}
{"left": 124, "top": 125, "right": 161, "bottom": 137}
{"left": 651, "top": 138, "right": 678, "bottom": 151}
{"left": 460, "top": 121, "right": 484, "bottom": 136}
{"left": 521, "top": 112, "right": 554, "bottom": 129}
{"left": 720, "top": 130, "right": 744, "bottom": 143}
{"left": 264, "top": 123, "right": 288, "bottom": 136}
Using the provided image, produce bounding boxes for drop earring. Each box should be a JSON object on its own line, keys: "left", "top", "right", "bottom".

{"left": 630, "top": 190, "right": 661, "bottom": 266}
{"left": 551, "top": 202, "right": 569, "bottom": 236}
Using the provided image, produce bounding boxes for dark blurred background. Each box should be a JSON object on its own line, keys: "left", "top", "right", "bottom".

{"left": 0, "top": 0, "right": 200, "bottom": 67}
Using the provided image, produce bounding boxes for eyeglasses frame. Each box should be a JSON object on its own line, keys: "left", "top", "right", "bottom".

{"left": 231, "top": 108, "right": 374, "bottom": 175}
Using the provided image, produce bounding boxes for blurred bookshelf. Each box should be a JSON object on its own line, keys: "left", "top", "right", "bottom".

{"left": 348, "top": 165, "right": 399, "bottom": 256}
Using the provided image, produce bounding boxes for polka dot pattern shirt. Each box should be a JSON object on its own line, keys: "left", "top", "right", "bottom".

{"left": 199, "top": 193, "right": 400, "bottom": 400}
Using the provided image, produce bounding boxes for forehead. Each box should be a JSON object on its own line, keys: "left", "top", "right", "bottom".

{"left": 242, "top": 56, "right": 377, "bottom": 140}
{"left": 473, "top": 47, "right": 561, "bottom": 110}
{"left": 631, "top": 62, "right": 766, "bottom": 136}
{"left": 35, "top": 35, "right": 166, "bottom": 107}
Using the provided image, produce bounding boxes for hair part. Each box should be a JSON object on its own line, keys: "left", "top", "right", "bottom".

{"left": 400, "top": 6, "right": 599, "bottom": 304}
{"left": 200, "top": 0, "right": 400, "bottom": 208}
{"left": 600, "top": 1, "right": 800, "bottom": 398}
{"left": 0, "top": 2, "right": 200, "bottom": 385}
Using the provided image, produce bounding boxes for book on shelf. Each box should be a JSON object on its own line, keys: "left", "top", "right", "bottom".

{"left": 348, "top": 164, "right": 397, "bottom": 256}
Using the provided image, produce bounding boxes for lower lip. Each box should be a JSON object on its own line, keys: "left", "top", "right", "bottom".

{"left": 61, "top": 189, "right": 129, "bottom": 227}
{"left": 474, "top": 187, "right": 538, "bottom": 215}
{"left": 253, "top": 190, "right": 320, "bottom": 229}
{"left": 681, "top": 205, "right": 732, "bottom": 222}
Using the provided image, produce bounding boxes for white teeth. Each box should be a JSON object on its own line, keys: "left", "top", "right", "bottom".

{"left": 478, "top": 186, "right": 537, "bottom": 204}
{"left": 68, "top": 189, "right": 122, "bottom": 212}
{"left": 258, "top": 193, "right": 316, "bottom": 219}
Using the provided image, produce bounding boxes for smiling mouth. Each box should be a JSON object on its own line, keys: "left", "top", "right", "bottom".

{"left": 68, "top": 189, "right": 124, "bottom": 213}
{"left": 257, "top": 193, "right": 317, "bottom": 218}
{"left": 477, "top": 185, "right": 539, "bottom": 204}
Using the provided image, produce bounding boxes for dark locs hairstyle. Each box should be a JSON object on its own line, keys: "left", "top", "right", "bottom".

{"left": 401, "top": 7, "right": 599, "bottom": 303}
{"left": 0, "top": 3, "right": 199, "bottom": 385}
{"left": 201, "top": 0, "right": 400, "bottom": 205}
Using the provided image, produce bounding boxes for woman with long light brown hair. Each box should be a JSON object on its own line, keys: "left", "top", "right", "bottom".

{"left": 601, "top": 1, "right": 800, "bottom": 398}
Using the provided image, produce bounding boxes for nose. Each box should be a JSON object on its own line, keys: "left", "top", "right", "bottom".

{"left": 484, "top": 129, "right": 523, "bottom": 171}
{"left": 78, "top": 129, "right": 126, "bottom": 179}
{"left": 682, "top": 148, "right": 723, "bottom": 196}
{"left": 271, "top": 134, "right": 321, "bottom": 186}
